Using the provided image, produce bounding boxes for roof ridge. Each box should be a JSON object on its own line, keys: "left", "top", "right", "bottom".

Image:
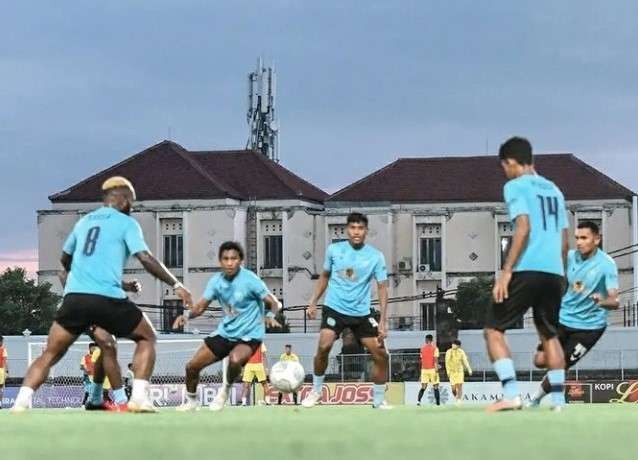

{"left": 394, "top": 152, "right": 574, "bottom": 161}
{"left": 49, "top": 140, "right": 176, "bottom": 200}
{"left": 329, "top": 158, "right": 401, "bottom": 200}
{"left": 170, "top": 144, "right": 245, "bottom": 199}
{"left": 566, "top": 154, "right": 636, "bottom": 197}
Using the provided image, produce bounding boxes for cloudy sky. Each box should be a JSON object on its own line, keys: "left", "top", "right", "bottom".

{"left": 2, "top": 1, "right": 637, "bottom": 273}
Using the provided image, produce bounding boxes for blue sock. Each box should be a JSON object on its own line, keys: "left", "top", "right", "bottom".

{"left": 494, "top": 358, "right": 519, "bottom": 400}
{"left": 313, "top": 374, "right": 325, "bottom": 394}
{"left": 373, "top": 384, "right": 385, "bottom": 407}
{"left": 90, "top": 382, "right": 104, "bottom": 405}
{"left": 113, "top": 388, "right": 127, "bottom": 405}
{"left": 547, "top": 369, "right": 566, "bottom": 406}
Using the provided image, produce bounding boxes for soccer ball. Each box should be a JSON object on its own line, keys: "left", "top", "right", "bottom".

{"left": 270, "top": 361, "right": 305, "bottom": 393}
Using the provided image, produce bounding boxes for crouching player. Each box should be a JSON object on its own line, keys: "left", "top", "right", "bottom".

{"left": 530, "top": 221, "right": 619, "bottom": 406}
{"left": 174, "top": 242, "right": 281, "bottom": 412}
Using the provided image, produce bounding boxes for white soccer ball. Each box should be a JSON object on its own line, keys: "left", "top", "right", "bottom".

{"left": 270, "top": 361, "right": 305, "bottom": 393}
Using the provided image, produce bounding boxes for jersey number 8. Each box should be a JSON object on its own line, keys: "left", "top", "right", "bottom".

{"left": 83, "top": 226, "right": 101, "bottom": 256}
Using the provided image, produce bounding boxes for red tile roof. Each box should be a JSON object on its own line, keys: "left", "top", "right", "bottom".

{"left": 49, "top": 141, "right": 328, "bottom": 203}
{"left": 328, "top": 154, "right": 635, "bottom": 203}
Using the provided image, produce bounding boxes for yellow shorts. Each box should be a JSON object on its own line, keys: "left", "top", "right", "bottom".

{"left": 0, "top": 368, "right": 5, "bottom": 386}
{"left": 448, "top": 371, "right": 465, "bottom": 385}
{"left": 243, "top": 363, "right": 267, "bottom": 383}
{"left": 420, "top": 369, "right": 439, "bottom": 385}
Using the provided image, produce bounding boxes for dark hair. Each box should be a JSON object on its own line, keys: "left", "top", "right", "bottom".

{"left": 498, "top": 137, "right": 533, "bottom": 165}
{"left": 89, "top": 342, "right": 97, "bottom": 349}
{"left": 0, "top": 335, "right": 3, "bottom": 342}
{"left": 128, "top": 363, "right": 133, "bottom": 369}
{"left": 425, "top": 334, "right": 433, "bottom": 342}
{"left": 346, "top": 212, "right": 368, "bottom": 227}
{"left": 577, "top": 221, "right": 600, "bottom": 235}
{"left": 453, "top": 339, "right": 461, "bottom": 346}
{"left": 218, "top": 241, "right": 244, "bottom": 260}
{"left": 285, "top": 344, "right": 292, "bottom": 348}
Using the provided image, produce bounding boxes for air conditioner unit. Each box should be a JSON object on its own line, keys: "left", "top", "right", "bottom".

{"left": 418, "top": 264, "right": 430, "bottom": 273}
{"left": 398, "top": 258, "right": 412, "bottom": 272}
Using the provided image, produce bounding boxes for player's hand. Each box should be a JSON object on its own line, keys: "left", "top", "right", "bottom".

{"left": 266, "top": 317, "right": 282, "bottom": 329}
{"left": 172, "top": 315, "right": 186, "bottom": 330}
{"left": 307, "top": 303, "right": 317, "bottom": 320}
{"left": 591, "top": 293, "right": 603, "bottom": 304}
{"left": 123, "top": 279, "right": 142, "bottom": 293}
{"left": 492, "top": 270, "right": 512, "bottom": 303}
{"left": 377, "top": 320, "right": 388, "bottom": 341}
{"left": 468, "top": 370, "right": 473, "bottom": 376}
{"left": 176, "top": 286, "right": 194, "bottom": 308}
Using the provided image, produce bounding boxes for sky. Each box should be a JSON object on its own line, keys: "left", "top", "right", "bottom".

{"left": 2, "top": 1, "right": 637, "bottom": 273}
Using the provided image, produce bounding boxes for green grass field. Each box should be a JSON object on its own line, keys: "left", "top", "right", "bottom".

{"left": 1, "top": 405, "right": 635, "bottom": 460}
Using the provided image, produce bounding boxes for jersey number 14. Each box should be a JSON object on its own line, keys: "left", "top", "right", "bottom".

{"left": 537, "top": 195, "right": 559, "bottom": 232}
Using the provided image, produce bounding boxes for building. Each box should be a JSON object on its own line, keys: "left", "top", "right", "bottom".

{"left": 38, "top": 143, "right": 637, "bottom": 332}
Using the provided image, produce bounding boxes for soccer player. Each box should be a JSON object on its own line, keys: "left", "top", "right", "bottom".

{"left": 530, "top": 221, "right": 619, "bottom": 406}
{"left": 485, "top": 137, "right": 569, "bottom": 412}
{"left": 240, "top": 343, "right": 270, "bottom": 406}
{"left": 417, "top": 334, "right": 440, "bottom": 406}
{"left": 11, "top": 176, "right": 192, "bottom": 413}
{"left": 445, "top": 339, "right": 472, "bottom": 404}
{"left": 174, "top": 241, "right": 281, "bottom": 412}
{"left": 278, "top": 344, "right": 300, "bottom": 405}
{"left": 80, "top": 342, "right": 97, "bottom": 407}
{"left": 124, "top": 363, "right": 134, "bottom": 400}
{"left": 0, "top": 336, "right": 8, "bottom": 410}
{"left": 302, "top": 212, "right": 391, "bottom": 410}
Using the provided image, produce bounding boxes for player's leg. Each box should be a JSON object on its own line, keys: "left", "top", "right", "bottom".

{"left": 12, "top": 322, "right": 78, "bottom": 411}
{"left": 240, "top": 379, "right": 252, "bottom": 406}
{"left": 260, "top": 380, "right": 270, "bottom": 405}
{"left": 359, "top": 316, "right": 391, "bottom": 409}
{"left": 94, "top": 328, "right": 128, "bottom": 409}
{"left": 292, "top": 391, "right": 298, "bottom": 405}
{"left": 432, "top": 382, "right": 441, "bottom": 406}
{"left": 278, "top": 391, "right": 283, "bottom": 405}
{"left": 124, "top": 313, "right": 157, "bottom": 411}
{"left": 177, "top": 340, "right": 220, "bottom": 411}
{"left": 207, "top": 342, "right": 258, "bottom": 412}
{"left": 417, "top": 382, "right": 428, "bottom": 405}
{"left": 484, "top": 274, "right": 530, "bottom": 412}
{"left": 302, "top": 328, "right": 338, "bottom": 407}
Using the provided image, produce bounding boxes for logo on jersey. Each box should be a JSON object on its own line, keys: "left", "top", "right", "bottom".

{"left": 326, "top": 317, "right": 336, "bottom": 327}
{"left": 573, "top": 280, "right": 585, "bottom": 293}
{"left": 570, "top": 343, "right": 588, "bottom": 363}
{"left": 368, "top": 317, "right": 379, "bottom": 328}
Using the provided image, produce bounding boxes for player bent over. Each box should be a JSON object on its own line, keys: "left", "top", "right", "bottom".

{"left": 303, "top": 212, "right": 391, "bottom": 409}
{"left": 174, "top": 242, "right": 281, "bottom": 412}
{"left": 11, "top": 176, "right": 192, "bottom": 413}
{"left": 530, "top": 221, "right": 619, "bottom": 406}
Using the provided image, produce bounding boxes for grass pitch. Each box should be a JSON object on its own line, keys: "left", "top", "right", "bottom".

{"left": 1, "top": 405, "right": 634, "bottom": 460}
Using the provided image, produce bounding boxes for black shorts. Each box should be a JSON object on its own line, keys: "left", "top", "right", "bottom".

{"left": 203, "top": 335, "right": 262, "bottom": 360}
{"left": 537, "top": 325, "right": 605, "bottom": 369}
{"left": 55, "top": 293, "right": 143, "bottom": 337}
{"left": 320, "top": 306, "right": 379, "bottom": 340}
{"left": 485, "top": 271, "right": 563, "bottom": 339}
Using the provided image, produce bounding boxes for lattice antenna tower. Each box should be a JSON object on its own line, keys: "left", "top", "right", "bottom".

{"left": 246, "top": 57, "right": 279, "bottom": 162}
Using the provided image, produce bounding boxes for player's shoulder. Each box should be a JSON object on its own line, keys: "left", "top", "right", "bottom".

{"left": 503, "top": 176, "right": 529, "bottom": 195}
{"left": 239, "top": 267, "right": 262, "bottom": 283}
{"left": 597, "top": 250, "right": 617, "bottom": 268}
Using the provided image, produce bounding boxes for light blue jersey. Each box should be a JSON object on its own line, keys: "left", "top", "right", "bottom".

{"left": 204, "top": 267, "right": 270, "bottom": 341}
{"left": 560, "top": 249, "right": 619, "bottom": 330}
{"left": 504, "top": 174, "right": 568, "bottom": 276}
{"left": 63, "top": 207, "right": 149, "bottom": 299}
{"left": 323, "top": 241, "right": 388, "bottom": 317}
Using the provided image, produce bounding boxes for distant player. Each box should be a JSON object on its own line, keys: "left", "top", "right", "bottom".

{"left": 0, "top": 336, "right": 8, "bottom": 409}
{"left": 530, "top": 221, "right": 619, "bottom": 406}
{"left": 124, "top": 363, "right": 134, "bottom": 400}
{"left": 80, "top": 342, "right": 97, "bottom": 407}
{"left": 417, "top": 334, "right": 440, "bottom": 406}
{"left": 11, "top": 176, "right": 192, "bottom": 413}
{"left": 485, "top": 137, "right": 569, "bottom": 412}
{"left": 278, "top": 344, "right": 300, "bottom": 405}
{"left": 445, "top": 339, "right": 472, "bottom": 404}
{"left": 174, "top": 241, "right": 281, "bottom": 412}
{"left": 303, "top": 212, "right": 391, "bottom": 409}
{"left": 240, "top": 343, "right": 270, "bottom": 406}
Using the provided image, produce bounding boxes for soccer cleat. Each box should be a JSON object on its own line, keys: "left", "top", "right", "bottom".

{"left": 485, "top": 396, "right": 523, "bottom": 413}
{"left": 372, "top": 401, "right": 393, "bottom": 410}
{"left": 9, "top": 404, "right": 28, "bottom": 414}
{"left": 209, "top": 387, "right": 229, "bottom": 412}
{"left": 550, "top": 404, "right": 565, "bottom": 413}
{"left": 416, "top": 402, "right": 421, "bottom": 406}
{"left": 127, "top": 398, "right": 157, "bottom": 413}
{"left": 104, "top": 401, "right": 129, "bottom": 412}
{"left": 301, "top": 390, "right": 322, "bottom": 408}
{"left": 176, "top": 399, "right": 199, "bottom": 412}
{"left": 84, "top": 402, "right": 107, "bottom": 411}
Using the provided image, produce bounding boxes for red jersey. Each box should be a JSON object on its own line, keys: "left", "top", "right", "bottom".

{"left": 247, "top": 344, "right": 266, "bottom": 364}
{"left": 420, "top": 344, "right": 439, "bottom": 370}
{"left": 0, "top": 346, "right": 6, "bottom": 368}
{"left": 82, "top": 353, "right": 95, "bottom": 376}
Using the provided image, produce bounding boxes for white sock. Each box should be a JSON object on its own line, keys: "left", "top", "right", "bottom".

{"left": 241, "top": 397, "right": 247, "bottom": 404}
{"left": 14, "top": 386, "right": 34, "bottom": 408}
{"left": 186, "top": 392, "right": 197, "bottom": 403}
{"left": 532, "top": 385, "right": 547, "bottom": 402}
{"left": 132, "top": 379, "right": 149, "bottom": 401}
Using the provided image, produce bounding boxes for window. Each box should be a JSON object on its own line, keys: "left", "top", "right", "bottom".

{"left": 264, "top": 235, "right": 283, "bottom": 269}
{"left": 329, "top": 224, "right": 348, "bottom": 243}
{"left": 418, "top": 224, "right": 442, "bottom": 272}
{"left": 162, "top": 300, "right": 184, "bottom": 333}
{"left": 163, "top": 235, "right": 183, "bottom": 268}
{"left": 498, "top": 222, "right": 514, "bottom": 269}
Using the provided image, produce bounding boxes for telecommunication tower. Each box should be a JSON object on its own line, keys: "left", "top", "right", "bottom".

{"left": 246, "top": 58, "right": 279, "bottom": 162}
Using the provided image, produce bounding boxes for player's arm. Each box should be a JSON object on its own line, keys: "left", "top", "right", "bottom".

{"left": 59, "top": 252, "right": 73, "bottom": 288}
{"left": 307, "top": 270, "right": 330, "bottom": 319}
{"left": 173, "top": 297, "right": 211, "bottom": 329}
{"left": 561, "top": 228, "right": 570, "bottom": 271}
{"left": 493, "top": 214, "right": 530, "bottom": 303}
{"left": 264, "top": 292, "right": 283, "bottom": 329}
{"left": 592, "top": 288, "right": 620, "bottom": 310}
{"left": 135, "top": 251, "right": 192, "bottom": 306}
{"left": 376, "top": 280, "right": 389, "bottom": 339}
{"left": 462, "top": 351, "right": 472, "bottom": 375}
{"left": 445, "top": 350, "right": 451, "bottom": 373}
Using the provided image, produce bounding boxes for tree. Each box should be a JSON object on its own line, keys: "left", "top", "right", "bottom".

{"left": 452, "top": 276, "right": 494, "bottom": 329}
{"left": 0, "top": 268, "right": 60, "bottom": 335}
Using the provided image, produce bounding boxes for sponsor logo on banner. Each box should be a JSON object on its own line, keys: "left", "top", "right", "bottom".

{"left": 267, "top": 383, "right": 404, "bottom": 405}
{"left": 589, "top": 380, "right": 638, "bottom": 403}
{"left": 404, "top": 382, "right": 543, "bottom": 405}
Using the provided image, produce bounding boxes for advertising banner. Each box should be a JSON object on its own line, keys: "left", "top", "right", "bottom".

{"left": 262, "top": 382, "right": 405, "bottom": 405}
{"left": 589, "top": 380, "right": 638, "bottom": 403}
{"left": 404, "top": 381, "right": 546, "bottom": 405}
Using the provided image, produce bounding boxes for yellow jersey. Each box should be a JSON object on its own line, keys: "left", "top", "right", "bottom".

{"left": 445, "top": 348, "right": 472, "bottom": 374}
{"left": 279, "top": 352, "right": 299, "bottom": 362}
{"left": 91, "top": 348, "right": 111, "bottom": 390}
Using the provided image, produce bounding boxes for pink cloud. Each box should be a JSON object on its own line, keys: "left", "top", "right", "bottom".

{"left": 0, "top": 249, "right": 38, "bottom": 279}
